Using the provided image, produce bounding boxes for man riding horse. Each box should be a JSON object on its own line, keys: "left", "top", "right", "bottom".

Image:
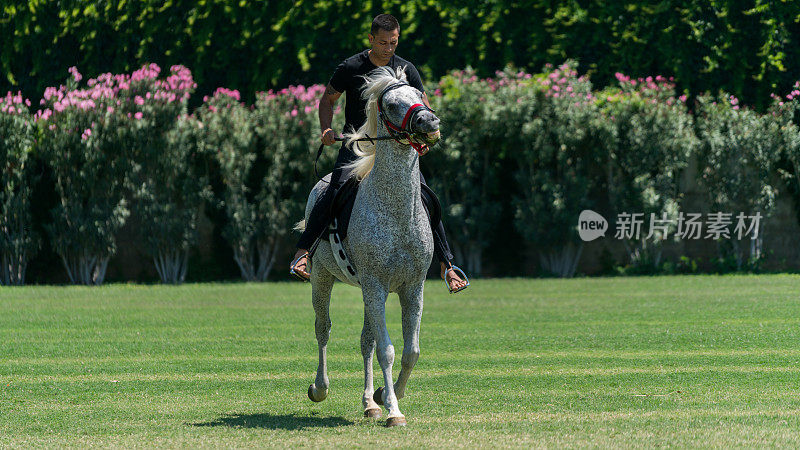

{"left": 290, "top": 13, "right": 468, "bottom": 293}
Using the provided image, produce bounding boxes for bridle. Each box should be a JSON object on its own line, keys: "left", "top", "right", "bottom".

{"left": 315, "top": 80, "right": 438, "bottom": 182}
{"left": 375, "top": 81, "right": 436, "bottom": 156}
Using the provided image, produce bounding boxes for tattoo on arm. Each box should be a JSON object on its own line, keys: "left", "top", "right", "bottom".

{"left": 325, "top": 84, "right": 339, "bottom": 97}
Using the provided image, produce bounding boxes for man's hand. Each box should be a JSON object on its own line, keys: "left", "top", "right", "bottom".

{"left": 321, "top": 128, "right": 335, "bottom": 145}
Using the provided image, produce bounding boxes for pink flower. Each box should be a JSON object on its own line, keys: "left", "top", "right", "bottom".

{"left": 134, "top": 112, "right": 143, "bottom": 120}
{"left": 214, "top": 87, "right": 241, "bottom": 101}
{"left": 68, "top": 66, "right": 82, "bottom": 82}
{"left": 34, "top": 109, "right": 52, "bottom": 122}
{"left": 134, "top": 96, "right": 144, "bottom": 105}
{"left": 291, "top": 109, "right": 298, "bottom": 117}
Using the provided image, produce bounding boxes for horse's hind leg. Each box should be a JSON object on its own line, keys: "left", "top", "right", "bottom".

{"left": 361, "top": 309, "right": 381, "bottom": 418}
{"left": 393, "top": 282, "right": 423, "bottom": 401}
{"left": 308, "top": 267, "right": 335, "bottom": 402}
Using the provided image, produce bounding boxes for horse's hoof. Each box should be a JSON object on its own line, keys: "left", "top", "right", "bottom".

{"left": 307, "top": 384, "right": 327, "bottom": 402}
{"left": 385, "top": 416, "right": 407, "bottom": 427}
{"left": 373, "top": 386, "right": 384, "bottom": 406}
{"left": 364, "top": 407, "right": 382, "bottom": 419}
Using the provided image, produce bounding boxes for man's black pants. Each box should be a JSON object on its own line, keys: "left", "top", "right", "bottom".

{"left": 297, "top": 146, "right": 454, "bottom": 264}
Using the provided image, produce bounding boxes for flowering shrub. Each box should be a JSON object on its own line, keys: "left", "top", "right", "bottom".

{"left": 597, "top": 73, "right": 696, "bottom": 271}
{"left": 126, "top": 65, "right": 200, "bottom": 284}
{"left": 37, "top": 67, "right": 134, "bottom": 285}
{"left": 695, "top": 92, "right": 782, "bottom": 270}
{"left": 0, "top": 91, "right": 39, "bottom": 285}
{"left": 512, "top": 61, "right": 613, "bottom": 277}
{"left": 137, "top": 113, "right": 207, "bottom": 284}
{"left": 428, "top": 67, "right": 507, "bottom": 276}
{"left": 197, "top": 88, "right": 259, "bottom": 280}
{"left": 248, "top": 84, "right": 338, "bottom": 280}
{"left": 37, "top": 64, "right": 195, "bottom": 284}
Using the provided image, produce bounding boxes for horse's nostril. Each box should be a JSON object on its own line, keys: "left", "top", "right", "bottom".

{"left": 414, "top": 112, "right": 439, "bottom": 133}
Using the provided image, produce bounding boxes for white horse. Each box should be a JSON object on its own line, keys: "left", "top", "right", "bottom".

{"left": 298, "top": 66, "right": 441, "bottom": 426}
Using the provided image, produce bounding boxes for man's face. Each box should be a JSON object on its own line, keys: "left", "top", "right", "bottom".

{"left": 368, "top": 28, "right": 399, "bottom": 60}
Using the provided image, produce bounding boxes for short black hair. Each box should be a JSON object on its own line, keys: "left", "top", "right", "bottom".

{"left": 370, "top": 14, "right": 399, "bottom": 35}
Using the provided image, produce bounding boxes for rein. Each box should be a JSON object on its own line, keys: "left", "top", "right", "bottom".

{"left": 314, "top": 136, "right": 393, "bottom": 183}
{"left": 314, "top": 81, "right": 436, "bottom": 183}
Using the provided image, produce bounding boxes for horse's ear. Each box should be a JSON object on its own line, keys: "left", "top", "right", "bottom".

{"left": 395, "top": 66, "right": 408, "bottom": 81}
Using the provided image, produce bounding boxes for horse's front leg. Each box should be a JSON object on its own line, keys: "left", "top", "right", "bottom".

{"left": 308, "top": 267, "right": 334, "bottom": 402}
{"left": 361, "top": 309, "right": 381, "bottom": 418}
{"left": 393, "top": 281, "right": 424, "bottom": 400}
{"left": 362, "top": 276, "right": 405, "bottom": 426}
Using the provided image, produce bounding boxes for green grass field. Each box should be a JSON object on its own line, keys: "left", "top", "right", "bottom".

{"left": 2, "top": 275, "right": 800, "bottom": 447}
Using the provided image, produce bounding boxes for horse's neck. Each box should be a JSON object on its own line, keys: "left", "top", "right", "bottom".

{"left": 361, "top": 122, "right": 421, "bottom": 216}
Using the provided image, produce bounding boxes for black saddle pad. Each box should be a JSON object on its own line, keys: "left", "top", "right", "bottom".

{"left": 320, "top": 176, "right": 442, "bottom": 241}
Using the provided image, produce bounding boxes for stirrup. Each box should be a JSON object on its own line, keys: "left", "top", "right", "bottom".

{"left": 443, "top": 265, "right": 470, "bottom": 294}
{"left": 290, "top": 252, "right": 310, "bottom": 282}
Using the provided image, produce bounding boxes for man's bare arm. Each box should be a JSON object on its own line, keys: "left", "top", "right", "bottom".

{"left": 319, "top": 83, "right": 342, "bottom": 145}
{"left": 422, "top": 91, "right": 431, "bottom": 109}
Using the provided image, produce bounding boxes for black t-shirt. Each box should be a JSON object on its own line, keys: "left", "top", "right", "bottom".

{"left": 329, "top": 49, "right": 425, "bottom": 135}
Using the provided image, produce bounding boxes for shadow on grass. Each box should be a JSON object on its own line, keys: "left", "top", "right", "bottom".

{"left": 190, "top": 412, "right": 355, "bottom": 430}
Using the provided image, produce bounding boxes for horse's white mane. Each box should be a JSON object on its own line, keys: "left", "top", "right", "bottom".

{"left": 343, "top": 66, "right": 408, "bottom": 180}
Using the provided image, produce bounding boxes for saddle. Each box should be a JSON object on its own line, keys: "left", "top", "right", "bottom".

{"left": 312, "top": 175, "right": 442, "bottom": 286}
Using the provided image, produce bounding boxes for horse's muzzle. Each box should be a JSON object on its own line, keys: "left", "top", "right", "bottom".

{"left": 413, "top": 110, "right": 440, "bottom": 134}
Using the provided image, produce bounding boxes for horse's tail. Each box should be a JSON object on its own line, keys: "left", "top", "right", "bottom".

{"left": 294, "top": 219, "right": 306, "bottom": 232}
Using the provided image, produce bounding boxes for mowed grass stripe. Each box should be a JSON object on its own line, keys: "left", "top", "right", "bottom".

{"left": 5, "top": 364, "right": 800, "bottom": 384}
{"left": 6, "top": 347, "right": 800, "bottom": 364}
